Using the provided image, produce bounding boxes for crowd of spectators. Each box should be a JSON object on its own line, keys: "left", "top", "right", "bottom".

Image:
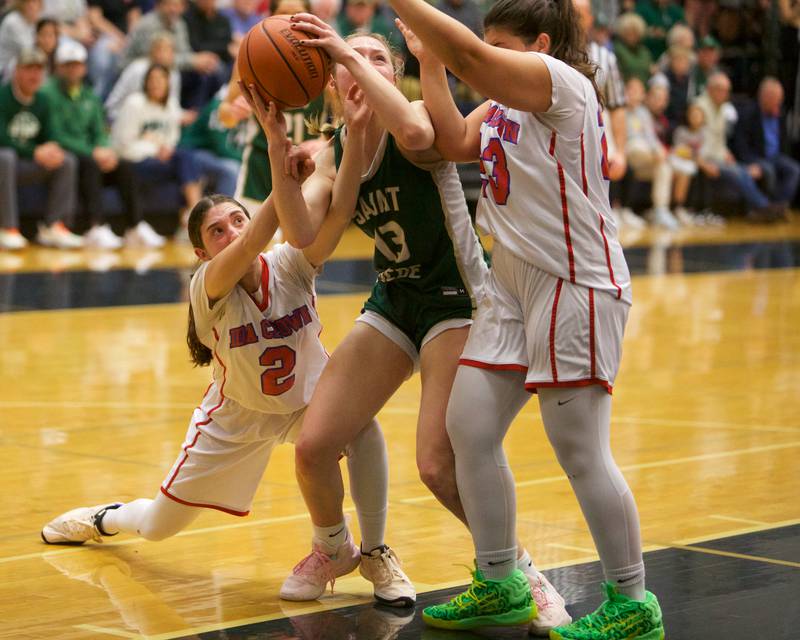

{"left": 0, "top": 0, "right": 798, "bottom": 250}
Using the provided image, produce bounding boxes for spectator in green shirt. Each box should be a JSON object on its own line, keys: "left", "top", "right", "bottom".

{"left": 635, "top": 0, "right": 685, "bottom": 59}
{"left": 179, "top": 87, "right": 245, "bottom": 196}
{"left": 42, "top": 39, "right": 147, "bottom": 249}
{"left": 614, "top": 11, "right": 654, "bottom": 84}
{"left": 0, "top": 47, "right": 81, "bottom": 250}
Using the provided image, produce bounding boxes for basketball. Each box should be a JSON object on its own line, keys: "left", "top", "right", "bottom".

{"left": 238, "top": 16, "right": 332, "bottom": 110}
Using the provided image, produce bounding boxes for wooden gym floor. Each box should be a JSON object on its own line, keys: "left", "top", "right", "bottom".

{"left": 0, "top": 218, "right": 798, "bottom": 639}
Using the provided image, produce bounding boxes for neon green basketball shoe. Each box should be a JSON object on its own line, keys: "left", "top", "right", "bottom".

{"left": 549, "top": 582, "right": 664, "bottom": 640}
{"left": 422, "top": 567, "right": 536, "bottom": 630}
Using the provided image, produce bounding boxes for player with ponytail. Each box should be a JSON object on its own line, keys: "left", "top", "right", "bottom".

{"left": 386, "top": 0, "right": 665, "bottom": 637}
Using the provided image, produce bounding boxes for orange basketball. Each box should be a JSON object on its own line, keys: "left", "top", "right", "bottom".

{"left": 238, "top": 15, "right": 332, "bottom": 110}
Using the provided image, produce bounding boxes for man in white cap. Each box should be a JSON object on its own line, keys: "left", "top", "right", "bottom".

{"left": 41, "top": 39, "right": 147, "bottom": 249}
{"left": 0, "top": 47, "right": 81, "bottom": 250}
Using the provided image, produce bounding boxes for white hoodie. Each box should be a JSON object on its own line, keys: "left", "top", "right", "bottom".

{"left": 111, "top": 92, "right": 182, "bottom": 162}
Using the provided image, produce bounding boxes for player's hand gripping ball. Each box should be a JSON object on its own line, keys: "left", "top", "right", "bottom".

{"left": 237, "top": 15, "right": 332, "bottom": 110}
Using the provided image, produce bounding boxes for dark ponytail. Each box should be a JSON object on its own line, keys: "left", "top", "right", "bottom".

{"left": 484, "top": 0, "right": 603, "bottom": 106}
{"left": 185, "top": 194, "right": 251, "bottom": 367}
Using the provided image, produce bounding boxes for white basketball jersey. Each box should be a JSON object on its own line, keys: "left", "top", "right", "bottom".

{"left": 189, "top": 242, "right": 327, "bottom": 417}
{"left": 477, "top": 53, "right": 631, "bottom": 304}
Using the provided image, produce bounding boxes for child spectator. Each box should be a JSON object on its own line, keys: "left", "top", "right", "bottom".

{"left": 111, "top": 63, "right": 201, "bottom": 244}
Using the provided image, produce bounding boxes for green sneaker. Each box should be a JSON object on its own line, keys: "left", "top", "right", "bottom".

{"left": 549, "top": 582, "right": 664, "bottom": 640}
{"left": 422, "top": 567, "right": 536, "bottom": 630}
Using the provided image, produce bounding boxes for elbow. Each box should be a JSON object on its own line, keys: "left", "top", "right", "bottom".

{"left": 397, "top": 122, "right": 434, "bottom": 151}
{"left": 283, "top": 228, "right": 316, "bottom": 249}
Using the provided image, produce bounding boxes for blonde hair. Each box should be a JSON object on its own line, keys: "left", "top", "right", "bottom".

{"left": 307, "top": 32, "right": 404, "bottom": 137}
{"left": 615, "top": 12, "right": 646, "bottom": 40}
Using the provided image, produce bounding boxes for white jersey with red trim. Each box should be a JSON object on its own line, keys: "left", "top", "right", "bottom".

{"left": 189, "top": 242, "right": 327, "bottom": 419}
{"left": 477, "top": 53, "right": 632, "bottom": 304}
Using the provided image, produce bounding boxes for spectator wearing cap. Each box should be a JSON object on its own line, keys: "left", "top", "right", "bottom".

{"left": 688, "top": 35, "right": 720, "bottom": 98}
{"left": 41, "top": 40, "right": 143, "bottom": 248}
{"left": 732, "top": 77, "right": 800, "bottom": 216}
{"left": 635, "top": 0, "right": 685, "bottom": 59}
{"left": 0, "top": 47, "right": 81, "bottom": 249}
{"left": 0, "top": 0, "right": 43, "bottom": 80}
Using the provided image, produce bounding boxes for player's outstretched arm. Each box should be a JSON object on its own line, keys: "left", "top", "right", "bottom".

{"left": 397, "top": 19, "right": 487, "bottom": 163}
{"left": 290, "top": 12, "right": 434, "bottom": 151}
{"left": 302, "top": 84, "right": 369, "bottom": 267}
{"left": 387, "top": 0, "right": 552, "bottom": 114}
{"left": 243, "top": 83, "right": 323, "bottom": 248}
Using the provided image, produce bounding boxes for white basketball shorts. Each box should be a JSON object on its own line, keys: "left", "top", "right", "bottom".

{"left": 459, "top": 244, "right": 629, "bottom": 393}
{"left": 161, "top": 393, "right": 304, "bottom": 516}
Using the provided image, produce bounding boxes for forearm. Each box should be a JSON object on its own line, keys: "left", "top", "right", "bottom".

{"left": 420, "top": 58, "right": 470, "bottom": 161}
{"left": 610, "top": 108, "right": 627, "bottom": 156}
{"left": 267, "top": 146, "right": 318, "bottom": 247}
{"left": 389, "top": 0, "right": 484, "bottom": 79}
{"left": 302, "top": 136, "right": 360, "bottom": 266}
{"left": 340, "top": 50, "right": 431, "bottom": 149}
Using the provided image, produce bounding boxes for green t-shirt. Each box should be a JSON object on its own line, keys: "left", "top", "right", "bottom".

{"left": 180, "top": 96, "right": 248, "bottom": 161}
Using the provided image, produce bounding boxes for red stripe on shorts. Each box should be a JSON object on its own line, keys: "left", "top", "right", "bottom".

{"left": 549, "top": 279, "right": 563, "bottom": 382}
{"left": 598, "top": 213, "right": 622, "bottom": 300}
{"left": 160, "top": 487, "right": 250, "bottom": 516}
{"left": 164, "top": 428, "right": 202, "bottom": 491}
{"left": 459, "top": 358, "right": 528, "bottom": 373}
{"left": 589, "top": 288, "right": 596, "bottom": 379}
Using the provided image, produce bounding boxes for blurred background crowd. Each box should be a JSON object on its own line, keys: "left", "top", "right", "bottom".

{"left": 0, "top": 0, "right": 798, "bottom": 251}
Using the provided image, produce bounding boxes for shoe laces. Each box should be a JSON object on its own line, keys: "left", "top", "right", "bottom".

{"left": 370, "top": 548, "right": 407, "bottom": 584}
{"left": 60, "top": 517, "right": 103, "bottom": 544}
{"left": 531, "top": 576, "right": 554, "bottom": 609}
{"left": 291, "top": 549, "right": 337, "bottom": 592}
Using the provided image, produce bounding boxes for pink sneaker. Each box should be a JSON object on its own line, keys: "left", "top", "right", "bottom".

{"left": 527, "top": 573, "right": 572, "bottom": 636}
{"left": 280, "top": 540, "right": 361, "bottom": 601}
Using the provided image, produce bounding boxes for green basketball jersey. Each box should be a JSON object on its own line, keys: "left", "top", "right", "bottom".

{"left": 333, "top": 127, "right": 487, "bottom": 307}
{"left": 240, "top": 96, "right": 326, "bottom": 201}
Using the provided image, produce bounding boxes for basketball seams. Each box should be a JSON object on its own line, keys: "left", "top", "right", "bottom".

{"left": 243, "top": 26, "right": 292, "bottom": 107}
{"left": 261, "top": 18, "right": 311, "bottom": 106}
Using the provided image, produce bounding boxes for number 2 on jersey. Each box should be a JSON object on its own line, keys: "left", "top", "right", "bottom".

{"left": 260, "top": 345, "right": 296, "bottom": 395}
{"left": 480, "top": 137, "right": 510, "bottom": 205}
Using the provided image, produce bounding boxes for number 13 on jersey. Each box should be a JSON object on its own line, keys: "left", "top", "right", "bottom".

{"left": 480, "top": 137, "right": 510, "bottom": 205}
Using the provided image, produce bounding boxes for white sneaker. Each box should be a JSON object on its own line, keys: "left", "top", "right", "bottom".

{"left": 84, "top": 224, "right": 123, "bottom": 250}
{"left": 0, "top": 228, "right": 28, "bottom": 250}
{"left": 647, "top": 206, "right": 680, "bottom": 231}
{"left": 527, "top": 573, "right": 572, "bottom": 636}
{"left": 620, "top": 207, "right": 647, "bottom": 229}
{"left": 125, "top": 221, "right": 166, "bottom": 248}
{"left": 280, "top": 539, "right": 361, "bottom": 601}
{"left": 673, "top": 206, "right": 695, "bottom": 226}
{"left": 41, "top": 503, "right": 122, "bottom": 544}
{"left": 359, "top": 545, "right": 416, "bottom": 607}
{"left": 36, "top": 222, "right": 84, "bottom": 249}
